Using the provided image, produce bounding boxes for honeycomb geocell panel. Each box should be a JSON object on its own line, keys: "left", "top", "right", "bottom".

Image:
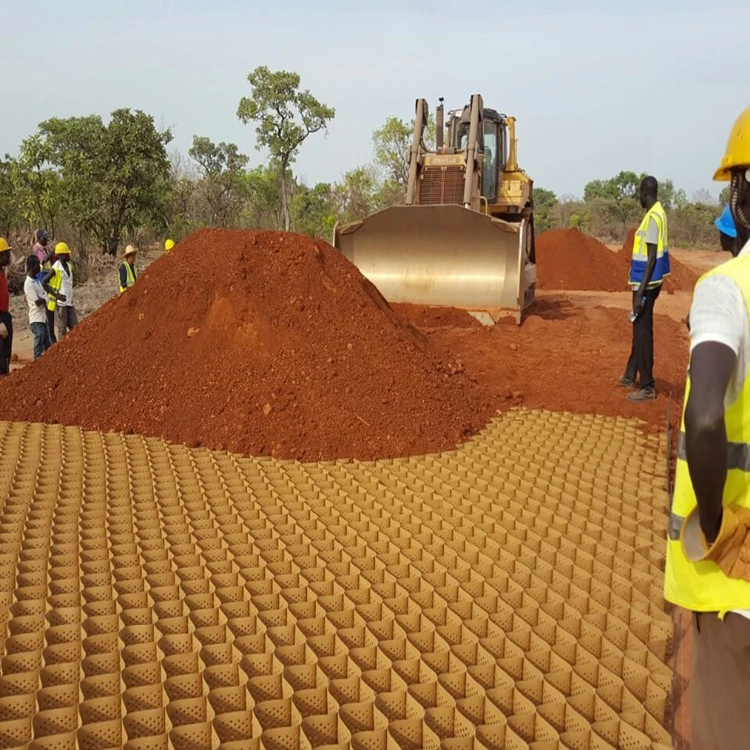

{"left": 0, "top": 411, "right": 674, "bottom": 749}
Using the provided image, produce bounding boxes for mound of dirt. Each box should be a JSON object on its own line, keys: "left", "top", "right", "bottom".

{"left": 391, "top": 304, "right": 481, "bottom": 329}
{"left": 536, "top": 229, "right": 630, "bottom": 291}
{"left": 618, "top": 228, "right": 699, "bottom": 293}
{"left": 0, "top": 229, "right": 494, "bottom": 461}
{"left": 397, "top": 295, "right": 690, "bottom": 435}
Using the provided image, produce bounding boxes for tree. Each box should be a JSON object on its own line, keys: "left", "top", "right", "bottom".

{"left": 0, "top": 157, "right": 22, "bottom": 238}
{"left": 291, "top": 182, "right": 337, "bottom": 238}
{"left": 239, "top": 165, "right": 284, "bottom": 230}
{"left": 533, "top": 188, "right": 558, "bottom": 233}
{"left": 33, "top": 109, "right": 172, "bottom": 254}
{"left": 9, "top": 136, "right": 64, "bottom": 235}
{"left": 372, "top": 116, "right": 411, "bottom": 193}
{"left": 237, "top": 66, "right": 335, "bottom": 231}
{"left": 584, "top": 171, "right": 644, "bottom": 203}
{"left": 189, "top": 136, "right": 249, "bottom": 227}
{"left": 334, "top": 166, "right": 384, "bottom": 224}
{"left": 691, "top": 188, "right": 714, "bottom": 207}
{"left": 372, "top": 113, "right": 437, "bottom": 205}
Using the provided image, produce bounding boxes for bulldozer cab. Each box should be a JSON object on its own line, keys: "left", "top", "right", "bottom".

{"left": 334, "top": 94, "right": 536, "bottom": 324}
{"left": 452, "top": 108, "right": 506, "bottom": 204}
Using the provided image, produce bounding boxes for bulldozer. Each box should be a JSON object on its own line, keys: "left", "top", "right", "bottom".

{"left": 333, "top": 94, "right": 536, "bottom": 324}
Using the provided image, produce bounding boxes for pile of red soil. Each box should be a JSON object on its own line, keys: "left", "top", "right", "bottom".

{"left": 391, "top": 304, "right": 481, "bottom": 329}
{"left": 397, "top": 297, "right": 690, "bottom": 434}
{"left": 536, "top": 229, "right": 630, "bottom": 291}
{"left": 0, "top": 229, "right": 494, "bottom": 461}
{"left": 618, "top": 229, "right": 699, "bottom": 293}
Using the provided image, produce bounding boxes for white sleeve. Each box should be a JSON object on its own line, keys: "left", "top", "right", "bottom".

{"left": 24, "top": 280, "right": 36, "bottom": 307}
{"left": 689, "top": 276, "right": 746, "bottom": 354}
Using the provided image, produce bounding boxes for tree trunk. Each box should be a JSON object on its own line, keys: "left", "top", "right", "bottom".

{"left": 280, "top": 174, "right": 290, "bottom": 232}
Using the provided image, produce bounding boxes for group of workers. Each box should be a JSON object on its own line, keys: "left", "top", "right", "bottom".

{"left": 0, "top": 235, "right": 176, "bottom": 374}
{"left": 0, "top": 232, "right": 77, "bottom": 374}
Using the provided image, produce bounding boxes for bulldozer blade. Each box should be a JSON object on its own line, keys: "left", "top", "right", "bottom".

{"left": 334, "top": 205, "right": 535, "bottom": 324}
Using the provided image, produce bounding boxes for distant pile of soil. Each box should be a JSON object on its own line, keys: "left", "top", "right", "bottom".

{"left": 536, "top": 229, "right": 630, "bottom": 291}
{"left": 537, "top": 227, "right": 700, "bottom": 293}
{"left": 0, "top": 229, "right": 494, "bottom": 461}
{"left": 618, "top": 229, "right": 699, "bottom": 293}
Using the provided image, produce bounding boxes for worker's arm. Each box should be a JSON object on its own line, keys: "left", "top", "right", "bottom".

{"left": 634, "top": 242, "right": 657, "bottom": 313}
{"left": 119, "top": 264, "right": 127, "bottom": 290}
{"left": 39, "top": 270, "right": 54, "bottom": 286}
{"left": 685, "top": 342, "right": 735, "bottom": 543}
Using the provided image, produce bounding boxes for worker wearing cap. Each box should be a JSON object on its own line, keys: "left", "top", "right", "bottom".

{"left": 32, "top": 229, "right": 52, "bottom": 266}
{"left": 51, "top": 242, "right": 78, "bottom": 339}
{"left": 620, "top": 176, "right": 671, "bottom": 402}
{"left": 119, "top": 245, "right": 138, "bottom": 293}
{"left": 664, "top": 106, "right": 750, "bottom": 747}
{"left": 0, "top": 238, "right": 12, "bottom": 375}
{"left": 716, "top": 204, "right": 739, "bottom": 256}
{"left": 33, "top": 229, "right": 57, "bottom": 343}
{"left": 164, "top": 238, "right": 175, "bottom": 253}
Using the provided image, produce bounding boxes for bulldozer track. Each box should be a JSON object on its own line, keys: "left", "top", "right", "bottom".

{"left": 0, "top": 411, "right": 673, "bottom": 749}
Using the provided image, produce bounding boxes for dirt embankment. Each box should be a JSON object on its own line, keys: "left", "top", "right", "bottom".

{"left": 396, "top": 297, "right": 690, "bottom": 434}
{"left": 0, "top": 229, "right": 494, "bottom": 461}
{"left": 537, "top": 228, "right": 698, "bottom": 293}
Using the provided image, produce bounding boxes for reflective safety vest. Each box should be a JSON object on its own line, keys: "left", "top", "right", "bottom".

{"left": 629, "top": 201, "right": 671, "bottom": 288}
{"left": 119, "top": 262, "right": 137, "bottom": 294}
{"left": 664, "top": 254, "right": 750, "bottom": 613}
{"left": 47, "top": 269, "right": 62, "bottom": 312}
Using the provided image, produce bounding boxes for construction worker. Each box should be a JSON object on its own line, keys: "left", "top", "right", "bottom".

{"left": 33, "top": 229, "right": 57, "bottom": 343}
{"left": 51, "top": 242, "right": 78, "bottom": 339}
{"left": 119, "top": 245, "right": 138, "bottom": 293}
{"left": 32, "top": 229, "right": 51, "bottom": 266}
{"left": 620, "top": 176, "right": 671, "bottom": 402}
{"left": 24, "top": 255, "right": 53, "bottom": 359}
{"left": 164, "top": 238, "right": 175, "bottom": 253}
{"left": 0, "top": 238, "right": 12, "bottom": 375}
{"left": 715, "top": 204, "right": 738, "bottom": 255}
{"left": 663, "top": 106, "right": 750, "bottom": 748}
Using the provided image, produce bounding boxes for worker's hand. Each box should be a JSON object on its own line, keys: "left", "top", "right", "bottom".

{"left": 57, "top": 293, "right": 67, "bottom": 302}
{"left": 0, "top": 323, "right": 6, "bottom": 339}
{"left": 682, "top": 505, "right": 750, "bottom": 581}
{"left": 35, "top": 298, "right": 45, "bottom": 307}
{"left": 632, "top": 293, "right": 645, "bottom": 318}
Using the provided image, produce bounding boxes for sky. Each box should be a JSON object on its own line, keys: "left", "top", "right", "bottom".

{"left": 2, "top": 0, "right": 748, "bottom": 200}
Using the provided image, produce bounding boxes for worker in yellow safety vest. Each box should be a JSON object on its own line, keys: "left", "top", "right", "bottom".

{"left": 119, "top": 245, "right": 138, "bottom": 293}
{"left": 620, "top": 176, "right": 671, "bottom": 402}
{"left": 664, "top": 106, "right": 750, "bottom": 748}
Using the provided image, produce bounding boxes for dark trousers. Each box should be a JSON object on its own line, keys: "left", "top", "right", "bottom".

{"left": 0, "top": 311, "right": 12, "bottom": 375}
{"left": 46, "top": 308, "right": 57, "bottom": 344}
{"left": 624, "top": 284, "right": 661, "bottom": 390}
{"left": 692, "top": 612, "right": 750, "bottom": 749}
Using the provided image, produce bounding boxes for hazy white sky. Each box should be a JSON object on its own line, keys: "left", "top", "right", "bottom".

{"left": 3, "top": 0, "right": 748, "bottom": 199}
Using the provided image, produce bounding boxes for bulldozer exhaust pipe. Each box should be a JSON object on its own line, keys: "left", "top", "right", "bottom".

{"left": 436, "top": 98, "right": 444, "bottom": 150}
{"left": 406, "top": 98, "right": 427, "bottom": 206}
{"left": 462, "top": 94, "right": 482, "bottom": 208}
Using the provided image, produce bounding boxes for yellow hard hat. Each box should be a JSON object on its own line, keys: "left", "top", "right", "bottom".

{"left": 715, "top": 106, "right": 750, "bottom": 181}
{"left": 0, "top": 238, "right": 10, "bottom": 253}
{"left": 164, "top": 239, "right": 175, "bottom": 251}
{"left": 124, "top": 244, "right": 137, "bottom": 257}
{"left": 55, "top": 242, "right": 71, "bottom": 255}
